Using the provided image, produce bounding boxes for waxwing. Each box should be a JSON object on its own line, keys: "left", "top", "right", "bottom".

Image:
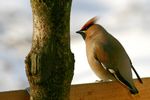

{"left": 76, "top": 17, "right": 143, "bottom": 94}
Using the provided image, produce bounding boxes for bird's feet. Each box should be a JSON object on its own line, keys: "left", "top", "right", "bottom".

{"left": 95, "top": 79, "right": 112, "bottom": 83}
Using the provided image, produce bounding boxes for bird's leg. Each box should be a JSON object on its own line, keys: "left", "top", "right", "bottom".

{"left": 95, "top": 79, "right": 111, "bottom": 83}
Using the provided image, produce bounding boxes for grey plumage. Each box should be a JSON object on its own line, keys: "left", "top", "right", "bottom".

{"left": 76, "top": 17, "right": 143, "bottom": 94}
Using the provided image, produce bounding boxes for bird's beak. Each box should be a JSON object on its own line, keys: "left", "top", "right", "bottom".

{"left": 76, "top": 30, "right": 85, "bottom": 34}
{"left": 76, "top": 30, "right": 86, "bottom": 39}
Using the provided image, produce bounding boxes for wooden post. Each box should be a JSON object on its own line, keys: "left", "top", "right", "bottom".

{"left": 0, "top": 78, "right": 149, "bottom": 100}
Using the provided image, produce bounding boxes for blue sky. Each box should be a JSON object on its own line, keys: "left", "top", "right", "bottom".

{"left": 0, "top": 0, "right": 150, "bottom": 91}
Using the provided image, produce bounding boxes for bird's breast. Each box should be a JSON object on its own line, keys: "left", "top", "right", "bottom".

{"left": 85, "top": 40, "right": 115, "bottom": 80}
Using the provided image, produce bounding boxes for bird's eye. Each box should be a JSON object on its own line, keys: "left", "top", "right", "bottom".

{"left": 85, "top": 27, "right": 88, "bottom": 30}
{"left": 83, "top": 26, "right": 89, "bottom": 31}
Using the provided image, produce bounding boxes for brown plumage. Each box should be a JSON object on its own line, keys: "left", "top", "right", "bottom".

{"left": 76, "top": 17, "right": 143, "bottom": 94}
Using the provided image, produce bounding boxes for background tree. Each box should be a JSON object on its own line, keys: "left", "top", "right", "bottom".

{"left": 25, "top": 0, "right": 74, "bottom": 100}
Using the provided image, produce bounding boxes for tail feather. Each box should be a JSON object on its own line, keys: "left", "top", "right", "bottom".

{"left": 130, "top": 60, "right": 143, "bottom": 84}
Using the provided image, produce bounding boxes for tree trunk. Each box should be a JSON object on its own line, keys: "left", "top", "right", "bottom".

{"left": 25, "top": 0, "right": 74, "bottom": 100}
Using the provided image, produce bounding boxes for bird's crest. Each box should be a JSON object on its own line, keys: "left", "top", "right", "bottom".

{"left": 81, "top": 16, "right": 98, "bottom": 30}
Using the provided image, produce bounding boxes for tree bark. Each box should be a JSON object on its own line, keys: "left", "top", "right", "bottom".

{"left": 25, "top": 0, "right": 74, "bottom": 100}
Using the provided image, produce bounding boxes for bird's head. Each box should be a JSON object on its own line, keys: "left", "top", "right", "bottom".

{"left": 76, "top": 16, "right": 97, "bottom": 39}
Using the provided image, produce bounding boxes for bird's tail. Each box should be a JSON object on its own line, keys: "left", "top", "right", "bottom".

{"left": 129, "top": 60, "right": 143, "bottom": 84}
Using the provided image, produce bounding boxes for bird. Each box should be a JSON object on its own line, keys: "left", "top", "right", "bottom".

{"left": 76, "top": 17, "right": 143, "bottom": 94}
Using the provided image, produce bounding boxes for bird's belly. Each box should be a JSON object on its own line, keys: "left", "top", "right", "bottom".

{"left": 87, "top": 51, "right": 115, "bottom": 81}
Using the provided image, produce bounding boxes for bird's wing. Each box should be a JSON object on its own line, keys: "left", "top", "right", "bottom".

{"left": 94, "top": 46, "right": 131, "bottom": 84}
{"left": 112, "top": 70, "right": 139, "bottom": 94}
{"left": 94, "top": 44, "right": 139, "bottom": 94}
